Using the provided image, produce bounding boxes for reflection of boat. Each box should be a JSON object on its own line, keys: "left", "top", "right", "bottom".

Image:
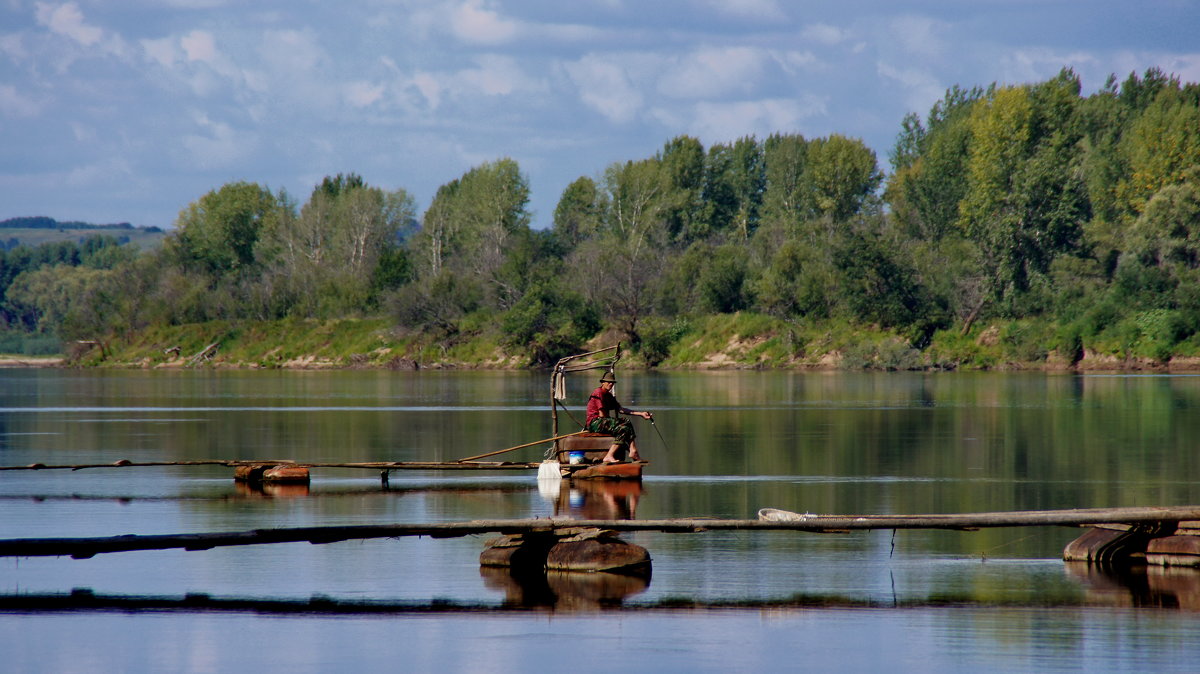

{"left": 548, "top": 478, "right": 642, "bottom": 520}
{"left": 546, "top": 344, "right": 645, "bottom": 480}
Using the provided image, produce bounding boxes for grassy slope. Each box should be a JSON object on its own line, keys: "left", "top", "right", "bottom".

{"left": 61, "top": 312, "right": 1127, "bottom": 371}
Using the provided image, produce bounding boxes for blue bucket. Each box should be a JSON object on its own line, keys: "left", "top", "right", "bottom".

{"left": 568, "top": 451, "right": 584, "bottom": 464}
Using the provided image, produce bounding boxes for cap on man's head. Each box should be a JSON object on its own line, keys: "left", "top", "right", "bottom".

{"left": 600, "top": 371, "right": 617, "bottom": 383}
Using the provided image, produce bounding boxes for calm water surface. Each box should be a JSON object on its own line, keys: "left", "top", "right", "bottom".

{"left": 3, "top": 369, "right": 1200, "bottom": 671}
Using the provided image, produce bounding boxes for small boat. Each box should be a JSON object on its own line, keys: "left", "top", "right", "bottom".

{"left": 546, "top": 344, "right": 644, "bottom": 480}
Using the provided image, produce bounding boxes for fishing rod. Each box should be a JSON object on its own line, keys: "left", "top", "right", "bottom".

{"left": 649, "top": 416, "right": 670, "bottom": 452}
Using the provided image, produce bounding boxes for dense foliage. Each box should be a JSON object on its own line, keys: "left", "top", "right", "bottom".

{"left": 4, "top": 68, "right": 1200, "bottom": 368}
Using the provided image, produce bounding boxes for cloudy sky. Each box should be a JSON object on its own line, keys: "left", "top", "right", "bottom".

{"left": 2, "top": 1, "right": 1199, "bottom": 230}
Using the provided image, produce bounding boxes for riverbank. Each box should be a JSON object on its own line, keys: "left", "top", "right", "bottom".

{"left": 11, "top": 313, "right": 1200, "bottom": 373}
{"left": 0, "top": 356, "right": 63, "bottom": 368}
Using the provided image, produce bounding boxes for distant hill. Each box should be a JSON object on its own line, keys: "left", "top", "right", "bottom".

{"left": 0, "top": 216, "right": 167, "bottom": 251}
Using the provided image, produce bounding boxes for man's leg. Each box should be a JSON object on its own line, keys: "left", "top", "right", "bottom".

{"left": 601, "top": 443, "right": 622, "bottom": 463}
{"left": 627, "top": 439, "right": 641, "bottom": 462}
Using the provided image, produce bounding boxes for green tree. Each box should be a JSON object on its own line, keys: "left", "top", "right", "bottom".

{"left": 659, "top": 135, "right": 707, "bottom": 243}
{"left": 410, "top": 159, "right": 531, "bottom": 307}
{"left": 265, "top": 177, "right": 415, "bottom": 316}
{"left": 702, "top": 136, "right": 765, "bottom": 241}
{"left": 955, "top": 79, "right": 1088, "bottom": 331}
{"left": 750, "top": 234, "right": 832, "bottom": 319}
{"left": 6, "top": 265, "right": 123, "bottom": 340}
{"left": 1119, "top": 91, "right": 1200, "bottom": 214}
{"left": 886, "top": 85, "right": 984, "bottom": 240}
{"left": 801, "top": 134, "right": 883, "bottom": 223}
{"left": 168, "top": 181, "right": 288, "bottom": 275}
{"left": 761, "top": 133, "right": 808, "bottom": 233}
{"left": 552, "top": 176, "right": 604, "bottom": 250}
{"left": 500, "top": 277, "right": 600, "bottom": 365}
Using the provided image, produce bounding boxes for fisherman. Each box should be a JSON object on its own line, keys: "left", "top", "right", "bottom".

{"left": 585, "top": 371, "right": 653, "bottom": 463}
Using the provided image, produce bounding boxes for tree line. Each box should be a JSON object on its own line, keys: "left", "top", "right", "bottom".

{"left": 2, "top": 67, "right": 1199, "bottom": 367}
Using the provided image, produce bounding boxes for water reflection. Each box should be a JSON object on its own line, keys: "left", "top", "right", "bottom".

{"left": 234, "top": 481, "right": 311, "bottom": 499}
{"left": 480, "top": 566, "right": 650, "bottom": 610}
{"left": 541, "top": 479, "right": 643, "bottom": 520}
{"left": 1067, "top": 563, "right": 1200, "bottom": 610}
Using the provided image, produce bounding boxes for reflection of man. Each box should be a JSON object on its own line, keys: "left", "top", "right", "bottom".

{"left": 585, "top": 371, "right": 652, "bottom": 463}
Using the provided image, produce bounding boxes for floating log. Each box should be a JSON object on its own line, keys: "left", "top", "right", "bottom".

{"left": 8, "top": 506, "right": 1200, "bottom": 559}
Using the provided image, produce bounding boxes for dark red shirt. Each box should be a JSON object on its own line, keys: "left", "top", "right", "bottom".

{"left": 586, "top": 385, "right": 620, "bottom": 424}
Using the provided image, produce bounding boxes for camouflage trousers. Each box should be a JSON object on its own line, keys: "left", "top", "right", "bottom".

{"left": 585, "top": 416, "right": 635, "bottom": 446}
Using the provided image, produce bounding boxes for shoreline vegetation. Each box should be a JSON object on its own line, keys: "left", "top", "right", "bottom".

{"left": 4, "top": 70, "right": 1200, "bottom": 374}
{"left": 6, "top": 313, "right": 1200, "bottom": 373}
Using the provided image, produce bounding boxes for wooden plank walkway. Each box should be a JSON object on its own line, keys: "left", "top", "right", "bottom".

{"left": 4, "top": 506, "right": 1200, "bottom": 559}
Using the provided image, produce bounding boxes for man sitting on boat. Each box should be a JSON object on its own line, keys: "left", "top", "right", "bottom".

{"left": 586, "top": 371, "right": 653, "bottom": 463}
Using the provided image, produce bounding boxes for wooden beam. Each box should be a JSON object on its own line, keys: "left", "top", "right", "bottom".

{"left": 4, "top": 506, "right": 1200, "bottom": 559}
{"left": 0, "top": 460, "right": 544, "bottom": 472}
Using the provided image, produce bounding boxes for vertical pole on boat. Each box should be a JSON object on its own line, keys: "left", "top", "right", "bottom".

{"left": 550, "top": 368, "right": 560, "bottom": 447}
{"left": 542, "top": 364, "right": 564, "bottom": 480}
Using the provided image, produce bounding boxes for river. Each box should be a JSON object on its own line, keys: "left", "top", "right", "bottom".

{"left": 3, "top": 368, "right": 1200, "bottom": 671}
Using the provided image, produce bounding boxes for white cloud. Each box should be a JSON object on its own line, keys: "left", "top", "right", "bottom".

{"left": 877, "top": 62, "right": 945, "bottom": 115}
{"left": 140, "top": 36, "right": 179, "bottom": 67}
{"left": 704, "top": 0, "right": 787, "bottom": 22}
{"left": 411, "top": 72, "right": 442, "bottom": 109}
{"left": 530, "top": 21, "right": 612, "bottom": 44}
{"left": 684, "top": 97, "right": 826, "bottom": 141}
{"left": 658, "top": 46, "right": 767, "bottom": 99}
{"left": 35, "top": 2, "right": 102, "bottom": 46}
{"left": 345, "top": 80, "right": 384, "bottom": 108}
{"left": 259, "top": 28, "right": 323, "bottom": 75}
{"left": 454, "top": 54, "right": 540, "bottom": 96}
{"left": 70, "top": 121, "right": 93, "bottom": 141}
{"left": 800, "top": 23, "right": 846, "bottom": 46}
{"left": 0, "top": 82, "right": 42, "bottom": 117}
{"left": 0, "top": 33, "right": 27, "bottom": 61}
{"left": 565, "top": 54, "right": 644, "bottom": 123}
{"left": 182, "top": 113, "right": 255, "bottom": 169}
{"left": 889, "top": 15, "right": 947, "bottom": 60}
{"left": 180, "top": 30, "right": 218, "bottom": 64}
{"left": 1000, "top": 47, "right": 1098, "bottom": 84}
{"left": 773, "top": 49, "right": 823, "bottom": 73}
{"left": 34, "top": 1, "right": 126, "bottom": 57}
{"left": 65, "top": 157, "right": 133, "bottom": 188}
{"left": 450, "top": 0, "right": 520, "bottom": 45}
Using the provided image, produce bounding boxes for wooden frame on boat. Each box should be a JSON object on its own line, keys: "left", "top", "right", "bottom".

{"left": 549, "top": 344, "right": 643, "bottom": 478}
